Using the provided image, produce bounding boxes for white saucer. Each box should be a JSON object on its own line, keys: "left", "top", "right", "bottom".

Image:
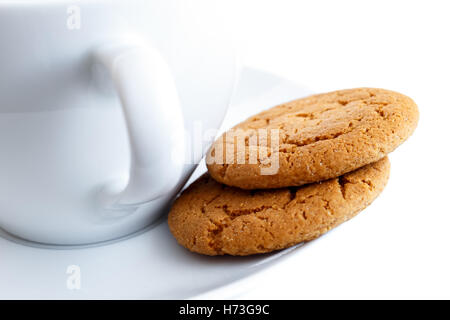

{"left": 0, "top": 67, "right": 312, "bottom": 299}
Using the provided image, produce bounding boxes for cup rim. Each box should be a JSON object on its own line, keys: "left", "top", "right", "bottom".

{"left": 0, "top": 0, "right": 107, "bottom": 8}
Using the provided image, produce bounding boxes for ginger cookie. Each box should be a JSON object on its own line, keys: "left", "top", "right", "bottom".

{"left": 168, "top": 157, "right": 390, "bottom": 256}
{"left": 206, "top": 88, "right": 417, "bottom": 189}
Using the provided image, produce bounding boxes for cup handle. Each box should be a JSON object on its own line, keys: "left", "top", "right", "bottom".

{"left": 93, "top": 40, "right": 185, "bottom": 206}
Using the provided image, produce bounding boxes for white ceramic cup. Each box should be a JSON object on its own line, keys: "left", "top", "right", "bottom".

{"left": 0, "top": 0, "right": 237, "bottom": 245}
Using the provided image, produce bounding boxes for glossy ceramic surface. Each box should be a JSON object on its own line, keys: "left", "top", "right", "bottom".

{"left": 0, "top": 0, "right": 237, "bottom": 244}
{"left": 0, "top": 67, "right": 312, "bottom": 299}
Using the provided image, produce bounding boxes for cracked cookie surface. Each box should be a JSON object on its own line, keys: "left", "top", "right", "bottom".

{"left": 168, "top": 157, "right": 390, "bottom": 256}
{"left": 206, "top": 88, "right": 417, "bottom": 189}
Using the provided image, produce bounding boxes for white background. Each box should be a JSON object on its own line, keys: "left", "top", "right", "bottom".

{"left": 2, "top": 0, "right": 448, "bottom": 301}
{"left": 224, "top": 0, "right": 450, "bottom": 299}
